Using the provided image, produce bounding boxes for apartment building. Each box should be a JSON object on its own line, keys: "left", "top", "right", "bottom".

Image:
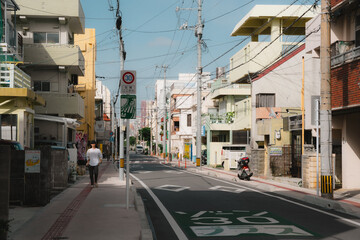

{"left": 330, "top": 0, "right": 360, "bottom": 189}
{"left": 169, "top": 78, "right": 196, "bottom": 159}
{"left": 204, "top": 68, "right": 251, "bottom": 167}
{"left": 13, "top": 0, "right": 85, "bottom": 148}
{"left": 94, "top": 79, "right": 112, "bottom": 156}
{"left": 0, "top": 0, "right": 45, "bottom": 148}
{"left": 229, "top": 4, "right": 318, "bottom": 178}
{"left": 74, "top": 28, "right": 96, "bottom": 142}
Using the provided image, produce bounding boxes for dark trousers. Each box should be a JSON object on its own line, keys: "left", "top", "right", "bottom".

{"left": 89, "top": 165, "right": 99, "bottom": 185}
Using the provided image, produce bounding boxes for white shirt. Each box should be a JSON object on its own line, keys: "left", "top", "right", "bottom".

{"left": 86, "top": 148, "right": 102, "bottom": 166}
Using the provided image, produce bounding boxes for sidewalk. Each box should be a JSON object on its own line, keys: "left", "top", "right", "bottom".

{"left": 163, "top": 157, "right": 360, "bottom": 219}
{"left": 9, "top": 161, "right": 152, "bottom": 240}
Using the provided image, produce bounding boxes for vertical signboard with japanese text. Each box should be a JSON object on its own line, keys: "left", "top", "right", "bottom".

{"left": 121, "top": 70, "right": 137, "bottom": 119}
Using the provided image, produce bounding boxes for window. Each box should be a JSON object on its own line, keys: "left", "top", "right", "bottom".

{"left": 187, "top": 114, "right": 191, "bottom": 127}
{"left": 256, "top": 93, "right": 275, "bottom": 107}
{"left": 356, "top": 14, "right": 360, "bottom": 47}
{"left": 34, "top": 81, "right": 50, "bottom": 92}
{"left": 34, "top": 32, "right": 59, "bottom": 44}
{"left": 0, "top": 114, "right": 17, "bottom": 141}
{"left": 174, "top": 121, "right": 180, "bottom": 131}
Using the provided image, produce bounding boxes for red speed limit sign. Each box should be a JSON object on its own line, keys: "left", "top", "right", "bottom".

{"left": 121, "top": 70, "right": 136, "bottom": 95}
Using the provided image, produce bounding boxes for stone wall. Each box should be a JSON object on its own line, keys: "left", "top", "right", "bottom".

{"left": 269, "top": 145, "right": 292, "bottom": 176}
{"left": 302, "top": 153, "right": 319, "bottom": 189}
{"left": 251, "top": 149, "right": 265, "bottom": 177}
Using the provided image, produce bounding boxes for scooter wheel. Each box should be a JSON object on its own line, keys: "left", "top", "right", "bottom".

{"left": 238, "top": 174, "right": 244, "bottom": 180}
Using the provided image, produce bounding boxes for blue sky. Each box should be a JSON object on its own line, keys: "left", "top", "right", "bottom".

{"left": 81, "top": 0, "right": 314, "bottom": 116}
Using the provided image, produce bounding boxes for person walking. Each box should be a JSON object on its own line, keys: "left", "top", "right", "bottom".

{"left": 86, "top": 140, "right": 102, "bottom": 188}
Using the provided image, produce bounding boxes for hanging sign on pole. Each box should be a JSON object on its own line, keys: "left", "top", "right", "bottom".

{"left": 121, "top": 70, "right": 136, "bottom": 95}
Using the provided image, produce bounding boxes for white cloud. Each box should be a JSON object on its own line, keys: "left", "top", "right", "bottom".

{"left": 148, "top": 37, "right": 173, "bottom": 47}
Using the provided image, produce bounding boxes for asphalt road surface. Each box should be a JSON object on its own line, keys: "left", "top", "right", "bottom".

{"left": 129, "top": 153, "right": 360, "bottom": 240}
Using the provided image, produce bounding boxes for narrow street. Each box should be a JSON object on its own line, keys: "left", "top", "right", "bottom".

{"left": 130, "top": 153, "right": 360, "bottom": 240}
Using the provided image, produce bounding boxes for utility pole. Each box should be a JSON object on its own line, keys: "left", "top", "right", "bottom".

{"left": 196, "top": 0, "right": 203, "bottom": 167}
{"left": 168, "top": 98, "right": 172, "bottom": 161}
{"left": 320, "top": 0, "right": 333, "bottom": 199}
{"left": 155, "top": 110, "right": 158, "bottom": 156}
{"left": 150, "top": 107, "right": 153, "bottom": 155}
{"left": 116, "top": 1, "right": 129, "bottom": 182}
{"left": 111, "top": 98, "right": 115, "bottom": 161}
{"left": 161, "top": 65, "right": 168, "bottom": 160}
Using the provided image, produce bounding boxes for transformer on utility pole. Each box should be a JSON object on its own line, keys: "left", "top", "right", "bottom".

{"left": 320, "top": 0, "right": 333, "bottom": 199}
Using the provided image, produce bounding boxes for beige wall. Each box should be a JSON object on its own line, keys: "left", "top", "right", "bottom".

{"left": 74, "top": 29, "right": 96, "bottom": 140}
{"left": 0, "top": 99, "right": 35, "bottom": 148}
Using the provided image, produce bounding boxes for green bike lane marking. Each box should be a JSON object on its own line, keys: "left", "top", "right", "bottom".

{"left": 173, "top": 210, "right": 319, "bottom": 238}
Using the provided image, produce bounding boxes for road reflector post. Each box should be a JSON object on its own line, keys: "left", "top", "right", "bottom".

{"left": 196, "top": 158, "right": 200, "bottom": 167}
{"left": 120, "top": 158, "right": 124, "bottom": 168}
{"left": 321, "top": 175, "right": 333, "bottom": 196}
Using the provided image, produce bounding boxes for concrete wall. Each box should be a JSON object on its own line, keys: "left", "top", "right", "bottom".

{"left": 0, "top": 146, "right": 11, "bottom": 240}
{"left": 330, "top": 8, "right": 356, "bottom": 44}
{"left": 51, "top": 149, "right": 68, "bottom": 189}
{"left": 336, "top": 112, "right": 360, "bottom": 189}
{"left": 27, "top": 69, "right": 68, "bottom": 94}
{"left": 209, "top": 142, "right": 230, "bottom": 166}
{"left": 251, "top": 149, "right": 265, "bottom": 177}
{"left": 34, "top": 92, "right": 85, "bottom": 119}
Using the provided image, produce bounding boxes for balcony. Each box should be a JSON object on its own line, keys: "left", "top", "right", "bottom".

{"left": 15, "top": 0, "right": 85, "bottom": 34}
{"left": 1, "top": 26, "right": 23, "bottom": 61}
{"left": 211, "top": 83, "right": 250, "bottom": 99}
{"left": 23, "top": 44, "right": 85, "bottom": 75}
{"left": 0, "top": 64, "right": 31, "bottom": 89}
{"left": 74, "top": 83, "right": 86, "bottom": 92}
{"left": 229, "top": 41, "right": 301, "bottom": 83}
{"left": 34, "top": 92, "right": 84, "bottom": 119}
{"left": 331, "top": 41, "right": 360, "bottom": 68}
{"left": 209, "top": 112, "right": 251, "bottom": 131}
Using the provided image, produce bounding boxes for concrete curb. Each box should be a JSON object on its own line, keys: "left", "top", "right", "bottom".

{"left": 131, "top": 183, "right": 153, "bottom": 240}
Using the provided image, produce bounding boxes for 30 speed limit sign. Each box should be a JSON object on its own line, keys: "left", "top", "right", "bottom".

{"left": 121, "top": 70, "right": 136, "bottom": 95}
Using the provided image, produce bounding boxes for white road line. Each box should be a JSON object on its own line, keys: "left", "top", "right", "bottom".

{"left": 130, "top": 173, "right": 188, "bottom": 240}
{"left": 161, "top": 164, "right": 360, "bottom": 228}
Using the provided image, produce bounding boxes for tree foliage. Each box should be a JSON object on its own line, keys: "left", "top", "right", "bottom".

{"left": 139, "top": 127, "right": 151, "bottom": 146}
{"left": 129, "top": 136, "right": 136, "bottom": 146}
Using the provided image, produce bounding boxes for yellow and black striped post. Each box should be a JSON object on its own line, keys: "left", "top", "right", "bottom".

{"left": 321, "top": 175, "right": 333, "bottom": 198}
{"left": 196, "top": 158, "right": 200, "bottom": 167}
{"left": 120, "top": 158, "right": 125, "bottom": 168}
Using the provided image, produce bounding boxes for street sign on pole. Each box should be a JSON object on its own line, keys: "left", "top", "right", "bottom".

{"left": 121, "top": 70, "right": 136, "bottom": 95}
{"left": 121, "top": 95, "right": 136, "bottom": 119}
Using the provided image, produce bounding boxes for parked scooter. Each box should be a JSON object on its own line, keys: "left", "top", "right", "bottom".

{"left": 237, "top": 157, "right": 253, "bottom": 181}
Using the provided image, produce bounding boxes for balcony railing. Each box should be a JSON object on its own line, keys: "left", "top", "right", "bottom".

{"left": 0, "top": 64, "right": 31, "bottom": 89}
{"left": 331, "top": 41, "right": 360, "bottom": 67}
{"left": 209, "top": 114, "right": 234, "bottom": 124}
